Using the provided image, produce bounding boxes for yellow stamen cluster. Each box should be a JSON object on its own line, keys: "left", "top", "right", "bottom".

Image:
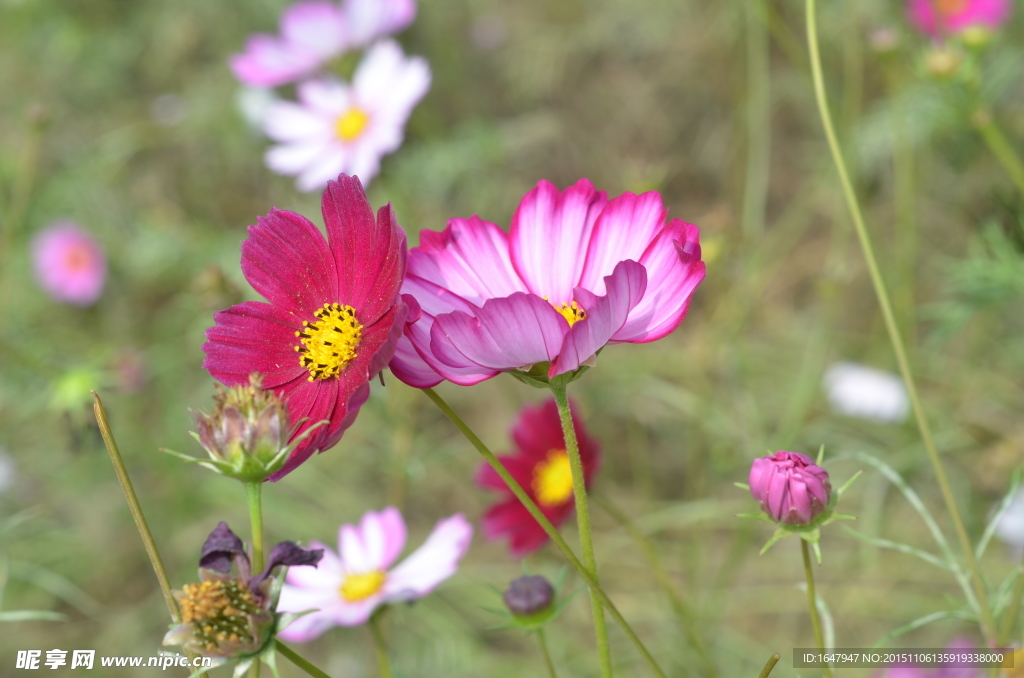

{"left": 179, "top": 579, "right": 261, "bottom": 652}
{"left": 295, "top": 303, "right": 363, "bottom": 381}
{"left": 532, "top": 449, "right": 575, "bottom": 507}
{"left": 550, "top": 300, "right": 587, "bottom": 327}
{"left": 339, "top": 570, "right": 387, "bottom": 602}
{"left": 336, "top": 108, "right": 370, "bottom": 142}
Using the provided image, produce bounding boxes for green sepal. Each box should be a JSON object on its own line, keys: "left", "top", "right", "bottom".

{"left": 734, "top": 482, "right": 750, "bottom": 491}
{"left": 737, "top": 512, "right": 776, "bottom": 524}
{"left": 507, "top": 359, "right": 593, "bottom": 390}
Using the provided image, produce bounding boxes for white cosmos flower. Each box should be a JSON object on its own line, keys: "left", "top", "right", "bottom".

{"left": 995, "top": 489, "right": 1024, "bottom": 557}
{"left": 261, "top": 40, "right": 430, "bottom": 192}
{"left": 822, "top": 361, "right": 909, "bottom": 424}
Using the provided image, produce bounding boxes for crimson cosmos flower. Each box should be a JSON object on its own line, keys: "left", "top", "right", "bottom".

{"left": 203, "top": 175, "right": 407, "bottom": 480}
{"left": 475, "top": 398, "right": 600, "bottom": 558}
{"left": 908, "top": 0, "right": 1010, "bottom": 38}
{"left": 389, "top": 178, "right": 705, "bottom": 388}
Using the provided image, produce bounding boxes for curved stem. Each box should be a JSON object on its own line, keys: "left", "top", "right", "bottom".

{"left": 758, "top": 653, "right": 781, "bottom": 678}
{"left": 369, "top": 612, "right": 392, "bottom": 678}
{"left": 998, "top": 562, "right": 1024, "bottom": 646}
{"left": 276, "top": 643, "right": 332, "bottom": 678}
{"left": 421, "top": 387, "right": 667, "bottom": 678}
{"left": 801, "top": 540, "right": 832, "bottom": 678}
{"left": 804, "top": 0, "right": 996, "bottom": 642}
{"left": 550, "top": 384, "right": 612, "bottom": 677}
{"left": 973, "top": 108, "right": 1024, "bottom": 203}
{"left": 245, "top": 481, "right": 265, "bottom": 572}
{"left": 537, "top": 629, "right": 559, "bottom": 678}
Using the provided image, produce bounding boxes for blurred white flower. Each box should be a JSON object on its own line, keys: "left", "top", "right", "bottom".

{"left": 261, "top": 40, "right": 429, "bottom": 191}
{"left": 995, "top": 488, "right": 1024, "bottom": 557}
{"left": 0, "top": 450, "right": 16, "bottom": 494}
{"left": 235, "top": 87, "right": 279, "bottom": 130}
{"left": 823, "top": 361, "right": 909, "bottom": 423}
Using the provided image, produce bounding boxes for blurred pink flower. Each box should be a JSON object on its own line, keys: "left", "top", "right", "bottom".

{"left": 749, "top": 451, "right": 831, "bottom": 525}
{"left": 261, "top": 41, "right": 429, "bottom": 192}
{"left": 230, "top": 0, "right": 416, "bottom": 87}
{"left": 276, "top": 508, "right": 472, "bottom": 639}
{"left": 908, "top": 0, "right": 1010, "bottom": 37}
{"left": 32, "top": 221, "right": 106, "bottom": 307}
{"left": 389, "top": 179, "right": 706, "bottom": 388}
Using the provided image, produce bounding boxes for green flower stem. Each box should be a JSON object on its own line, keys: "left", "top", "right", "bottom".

{"left": 742, "top": 0, "right": 770, "bottom": 242}
{"left": 420, "top": 387, "right": 667, "bottom": 678}
{"left": 758, "top": 653, "right": 781, "bottom": 678}
{"left": 592, "top": 493, "right": 717, "bottom": 678}
{"left": 245, "top": 481, "right": 265, "bottom": 572}
{"left": 276, "top": 643, "right": 331, "bottom": 678}
{"left": 997, "top": 563, "right": 1024, "bottom": 646}
{"left": 549, "top": 383, "right": 611, "bottom": 678}
{"left": 369, "top": 611, "right": 392, "bottom": 678}
{"left": 537, "top": 629, "right": 559, "bottom": 678}
{"left": 804, "top": 0, "right": 997, "bottom": 642}
{"left": 801, "top": 540, "right": 832, "bottom": 678}
{"left": 93, "top": 392, "right": 207, "bottom": 676}
{"left": 1, "top": 106, "right": 46, "bottom": 265}
{"left": 973, "top": 108, "right": 1024, "bottom": 204}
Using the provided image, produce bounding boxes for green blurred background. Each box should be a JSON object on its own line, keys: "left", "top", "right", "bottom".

{"left": 2, "top": 0, "right": 1024, "bottom": 675}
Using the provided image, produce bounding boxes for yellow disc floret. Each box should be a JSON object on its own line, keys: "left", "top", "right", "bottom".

{"left": 179, "top": 579, "right": 261, "bottom": 652}
{"left": 295, "top": 303, "right": 363, "bottom": 382}
{"left": 550, "top": 300, "right": 587, "bottom": 327}
{"left": 340, "top": 570, "right": 386, "bottom": 602}
{"left": 336, "top": 108, "right": 370, "bottom": 142}
{"left": 532, "top": 449, "right": 575, "bottom": 507}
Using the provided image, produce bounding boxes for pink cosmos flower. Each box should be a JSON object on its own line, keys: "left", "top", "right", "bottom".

{"left": 475, "top": 398, "right": 600, "bottom": 558}
{"left": 32, "top": 221, "right": 106, "bottom": 307}
{"left": 262, "top": 41, "right": 430, "bottom": 192}
{"left": 907, "top": 0, "right": 1011, "bottom": 37}
{"left": 202, "top": 175, "right": 407, "bottom": 480}
{"left": 276, "top": 508, "right": 473, "bottom": 639}
{"left": 389, "top": 179, "right": 706, "bottom": 388}
{"left": 230, "top": 0, "right": 417, "bottom": 88}
{"left": 749, "top": 451, "right": 832, "bottom": 526}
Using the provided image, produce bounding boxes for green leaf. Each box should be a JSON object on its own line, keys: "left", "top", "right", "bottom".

{"left": 835, "top": 470, "right": 863, "bottom": 497}
{"left": 976, "top": 468, "right": 1023, "bottom": 562}
{"left": 734, "top": 482, "right": 750, "bottom": 491}
{"left": 842, "top": 527, "right": 952, "bottom": 571}
{"left": 816, "top": 443, "right": 825, "bottom": 465}
{"left": 759, "top": 527, "right": 790, "bottom": 555}
{"left": 0, "top": 610, "right": 67, "bottom": 622}
{"left": 870, "top": 610, "right": 976, "bottom": 648}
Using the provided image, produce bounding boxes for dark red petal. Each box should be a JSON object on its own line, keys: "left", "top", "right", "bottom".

{"left": 268, "top": 377, "right": 339, "bottom": 480}
{"left": 202, "top": 301, "right": 307, "bottom": 388}
{"left": 511, "top": 400, "right": 567, "bottom": 459}
{"left": 241, "top": 208, "right": 338, "bottom": 314}
{"left": 474, "top": 452, "right": 538, "bottom": 493}
{"left": 321, "top": 175, "right": 407, "bottom": 325}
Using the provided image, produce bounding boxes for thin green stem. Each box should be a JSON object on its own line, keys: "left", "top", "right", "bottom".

{"left": 758, "top": 653, "right": 781, "bottom": 678}
{"left": 973, "top": 108, "right": 1024, "bottom": 204}
{"left": 1, "top": 107, "right": 46, "bottom": 265}
{"left": 369, "top": 612, "right": 392, "bottom": 678}
{"left": 998, "top": 563, "right": 1024, "bottom": 646}
{"left": 550, "top": 384, "right": 611, "bottom": 678}
{"left": 742, "top": 0, "right": 770, "bottom": 242}
{"left": 804, "top": 0, "right": 997, "bottom": 642}
{"left": 420, "top": 387, "right": 667, "bottom": 678}
{"left": 93, "top": 392, "right": 206, "bottom": 676}
{"left": 593, "top": 493, "right": 717, "bottom": 678}
{"left": 245, "top": 481, "right": 265, "bottom": 572}
{"left": 801, "top": 540, "right": 832, "bottom": 678}
{"left": 537, "top": 629, "right": 559, "bottom": 678}
{"left": 276, "top": 643, "right": 331, "bottom": 678}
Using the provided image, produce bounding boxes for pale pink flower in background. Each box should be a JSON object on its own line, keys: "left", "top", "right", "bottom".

{"left": 230, "top": 0, "right": 417, "bottom": 88}
{"left": 32, "top": 222, "right": 106, "bottom": 307}
{"left": 261, "top": 41, "right": 430, "bottom": 192}
{"left": 907, "top": 0, "right": 1011, "bottom": 37}
{"left": 277, "top": 508, "right": 472, "bottom": 640}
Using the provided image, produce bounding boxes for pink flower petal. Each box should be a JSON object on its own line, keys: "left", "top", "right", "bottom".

{"left": 344, "top": 0, "right": 417, "bottom": 46}
{"left": 578, "top": 190, "right": 668, "bottom": 294}
{"left": 202, "top": 301, "right": 308, "bottom": 389}
{"left": 410, "top": 216, "right": 527, "bottom": 305}
{"left": 390, "top": 334, "right": 444, "bottom": 388}
{"left": 285, "top": 540, "right": 342, "bottom": 588}
{"left": 328, "top": 593, "right": 383, "bottom": 626}
{"left": 229, "top": 34, "right": 320, "bottom": 88}
{"left": 509, "top": 179, "right": 607, "bottom": 302}
{"left": 241, "top": 208, "right": 339, "bottom": 315}
{"left": 383, "top": 514, "right": 472, "bottom": 600}
{"left": 32, "top": 222, "right": 106, "bottom": 307}
{"left": 276, "top": 598, "right": 342, "bottom": 642}
{"left": 614, "top": 220, "right": 705, "bottom": 343}
{"left": 340, "top": 522, "right": 373, "bottom": 572}
{"left": 376, "top": 507, "right": 408, "bottom": 570}
{"left": 550, "top": 260, "right": 647, "bottom": 377}
{"left": 281, "top": 1, "right": 348, "bottom": 59}
{"left": 431, "top": 293, "right": 568, "bottom": 374}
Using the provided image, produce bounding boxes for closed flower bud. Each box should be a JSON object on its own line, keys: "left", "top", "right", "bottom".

{"left": 503, "top": 575, "right": 555, "bottom": 618}
{"left": 749, "top": 451, "right": 832, "bottom": 526}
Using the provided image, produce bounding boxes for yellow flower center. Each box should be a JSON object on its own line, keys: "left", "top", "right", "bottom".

{"left": 340, "top": 571, "right": 386, "bottom": 602}
{"left": 295, "top": 303, "right": 363, "bottom": 382}
{"left": 532, "top": 449, "right": 574, "bottom": 507}
{"left": 549, "top": 299, "right": 587, "bottom": 327}
{"left": 934, "top": 0, "right": 967, "bottom": 16}
{"left": 335, "top": 108, "right": 370, "bottom": 142}
{"left": 178, "top": 579, "right": 261, "bottom": 652}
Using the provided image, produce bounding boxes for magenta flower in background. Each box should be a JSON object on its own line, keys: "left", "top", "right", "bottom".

{"left": 276, "top": 507, "right": 473, "bottom": 640}
{"left": 749, "top": 451, "right": 832, "bottom": 526}
{"left": 230, "top": 0, "right": 416, "bottom": 88}
{"left": 908, "top": 0, "right": 1010, "bottom": 37}
{"left": 202, "top": 175, "right": 407, "bottom": 480}
{"left": 261, "top": 41, "right": 430, "bottom": 192}
{"left": 32, "top": 221, "right": 106, "bottom": 307}
{"left": 389, "top": 179, "right": 706, "bottom": 388}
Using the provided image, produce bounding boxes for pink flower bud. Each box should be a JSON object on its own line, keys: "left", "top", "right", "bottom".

{"left": 749, "top": 451, "right": 832, "bottom": 526}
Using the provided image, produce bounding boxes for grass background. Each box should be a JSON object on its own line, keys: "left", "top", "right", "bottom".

{"left": 2, "top": 0, "right": 1024, "bottom": 675}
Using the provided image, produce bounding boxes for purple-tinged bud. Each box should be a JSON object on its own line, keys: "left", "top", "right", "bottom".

{"left": 503, "top": 575, "right": 555, "bottom": 618}
{"left": 749, "top": 451, "right": 832, "bottom": 526}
